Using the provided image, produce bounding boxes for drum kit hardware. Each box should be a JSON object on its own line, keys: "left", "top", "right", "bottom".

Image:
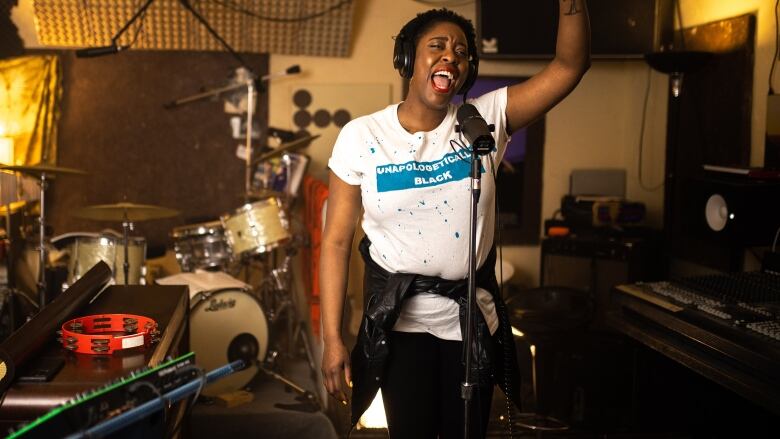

{"left": 0, "top": 164, "right": 87, "bottom": 308}
{"left": 71, "top": 202, "right": 180, "bottom": 286}
{"left": 0, "top": 92, "right": 319, "bottom": 407}
{"left": 250, "top": 134, "right": 320, "bottom": 166}
{"left": 161, "top": 135, "right": 318, "bottom": 400}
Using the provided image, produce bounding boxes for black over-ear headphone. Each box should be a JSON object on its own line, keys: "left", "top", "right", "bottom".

{"left": 393, "top": 30, "right": 479, "bottom": 95}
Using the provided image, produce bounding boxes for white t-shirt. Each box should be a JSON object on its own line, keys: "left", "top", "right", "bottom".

{"left": 328, "top": 87, "right": 510, "bottom": 341}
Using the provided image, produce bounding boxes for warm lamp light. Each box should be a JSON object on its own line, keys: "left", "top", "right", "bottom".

{"left": 0, "top": 137, "right": 13, "bottom": 165}
{"left": 357, "top": 390, "right": 388, "bottom": 430}
{"left": 644, "top": 51, "right": 713, "bottom": 97}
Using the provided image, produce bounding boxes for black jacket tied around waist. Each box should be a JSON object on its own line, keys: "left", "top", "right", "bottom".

{"left": 349, "top": 236, "right": 522, "bottom": 426}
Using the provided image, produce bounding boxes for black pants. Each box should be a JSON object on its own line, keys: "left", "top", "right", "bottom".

{"left": 381, "top": 331, "right": 494, "bottom": 439}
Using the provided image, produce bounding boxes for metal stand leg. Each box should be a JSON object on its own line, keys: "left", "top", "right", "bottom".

{"left": 121, "top": 218, "right": 132, "bottom": 286}
{"left": 514, "top": 343, "right": 569, "bottom": 432}
{"left": 36, "top": 173, "right": 48, "bottom": 309}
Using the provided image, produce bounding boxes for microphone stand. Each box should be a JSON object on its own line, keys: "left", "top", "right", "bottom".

{"left": 459, "top": 125, "right": 494, "bottom": 439}
{"left": 75, "top": 0, "right": 156, "bottom": 56}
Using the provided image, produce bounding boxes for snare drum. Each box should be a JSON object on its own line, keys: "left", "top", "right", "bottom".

{"left": 221, "top": 198, "right": 289, "bottom": 256}
{"left": 190, "top": 288, "right": 269, "bottom": 396}
{"left": 171, "top": 220, "right": 232, "bottom": 272}
{"left": 68, "top": 235, "right": 146, "bottom": 285}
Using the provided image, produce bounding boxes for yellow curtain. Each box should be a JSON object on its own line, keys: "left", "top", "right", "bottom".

{"left": 0, "top": 55, "right": 62, "bottom": 165}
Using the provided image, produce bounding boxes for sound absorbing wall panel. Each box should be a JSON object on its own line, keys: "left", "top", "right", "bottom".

{"left": 46, "top": 50, "right": 268, "bottom": 250}
{"left": 32, "top": 0, "right": 355, "bottom": 57}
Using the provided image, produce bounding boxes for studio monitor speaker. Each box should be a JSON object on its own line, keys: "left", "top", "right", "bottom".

{"left": 684, "top": 176, "right": 780, "bottom": 247}
{"left": 478, "top": 0, "right": 674, "bottom": 59}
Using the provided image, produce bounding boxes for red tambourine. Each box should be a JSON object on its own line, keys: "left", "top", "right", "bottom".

{"left": 58, "top": 314, "right": 160, "bottom": 355}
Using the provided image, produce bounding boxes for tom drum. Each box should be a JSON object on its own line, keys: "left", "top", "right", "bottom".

{"left": 221, "top": 198, "right": 289, "bottom": 256}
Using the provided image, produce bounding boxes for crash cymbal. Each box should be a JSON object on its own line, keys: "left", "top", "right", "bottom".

{"left": 0, "top": 163, "right": 87, "bottom": 177}
{"left": 71, "top": 202, "right": 180, "bottom": 222}
{"left": 251, "top": 134, "right": 320, "bottom": 165}
{"left": 0, "top": 200, "right": 34, "bottom": 216}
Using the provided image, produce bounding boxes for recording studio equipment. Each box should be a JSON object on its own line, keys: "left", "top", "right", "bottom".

{"left": 0, "top": 283, "right": 188, "bottom": 432}
{"left": 611, "top": 270, "right": 780, "bottom": 415}
{"left": 560, "top": 195, "right": 647, "bottom": 229}
{"left": 541, "top": 231, "right": 664, "bottom": 327}
{"left": 569, "top": 169, "right": 626, "bottom": 198}
{"left": 74, "top": 45, "right": 123, "bottom": 58}
{"left": 692, "top": 174, "right": 780, "bottom": 243}
{"left": 673, "top": 174, "right": 780, "bottom": 271}
{"left": 393, "top": 18, "right": 478, "bottom": 95}
{"left": 60, "top": 359, "right": 246, "bottom": 439}
{"left": 71, "top": 202, "right": 179, "bottom": 285}
{"left": 455, "top": 104, "right": 495, "bottom": 154}
{"left": 0, "top": 164, "right": 88, "bottom": 307}
{"left": 0, "top": 262, "right": 112, "bottom": 395}
{"left": 74, "top": 0, "right": 154, "bottom": 58}
{"left": 6, "top": 352, "right": 199, "bottom": 439}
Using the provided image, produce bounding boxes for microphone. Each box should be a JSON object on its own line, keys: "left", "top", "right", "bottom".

{"left": 259, "top": 64, "right": 302, "bottom": 82}
{"left": 456, "top": 104, "right": 495, "bottom": 155}
{"left": 75, "top": 45, "right": 124, "bottom": 58}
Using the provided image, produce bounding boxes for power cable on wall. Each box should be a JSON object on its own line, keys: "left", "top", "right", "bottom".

{"left": 209, "top": 0, "right": 352, "bottom": 23}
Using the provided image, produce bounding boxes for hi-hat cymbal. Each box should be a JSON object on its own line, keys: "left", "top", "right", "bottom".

{"left": 0, "top": 163, "right": 87, "bottom": 177}
{"left": 71, "top": 202, "right": 180, "bottom": 222}
{"left": 251, "top": 134, "right": 320, "bottom": 165}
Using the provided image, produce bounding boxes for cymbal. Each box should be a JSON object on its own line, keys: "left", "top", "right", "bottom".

{"left": 0, "top": 163, "right": 87, "bottom": 177}
{"left": 251, "top": 134, "right": 320, "bottom": 165}
{"left": 71, "top": 202, "right": 180, "bottom": 222}
{"left": 245, "top": 188, "right": 286, "bottom": 200}
{"left": 0, "top": 200, "right": 33, "bottom": 216}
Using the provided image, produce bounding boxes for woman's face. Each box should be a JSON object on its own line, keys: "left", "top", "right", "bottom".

{"left": 407, "top": 20, "right": 470, "bottom": 111}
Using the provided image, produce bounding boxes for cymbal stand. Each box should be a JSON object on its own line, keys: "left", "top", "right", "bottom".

{"left": 35, "top": 172, "right": 48, "bottom": 308}
{"left": 244, "top": 78, "right": 255, "bottom": 204}
{"left": 121, "top": 211, "right": 132, "bottom": 286}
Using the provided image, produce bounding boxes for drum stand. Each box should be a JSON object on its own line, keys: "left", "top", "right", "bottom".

{"left": 35, "top": 173, "right": 49, "bottom": 308}
{"left": 253, "top": 248, "right": 317, "bottom": 376}
{"left": 120, "top": 213, "right": 133, "bottom": 286}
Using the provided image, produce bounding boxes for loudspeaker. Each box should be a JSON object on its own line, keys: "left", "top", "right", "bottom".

{"left": 541, "top": 231, "right": 663, "bottom": 326}
{"left": 691, "top": 176, "right": 780, "bottom": 243}
{"left": 477, "top": 0, "right": 674, "bottom": 59}
{"left": 672, "top": 175, "right": 780, "bottom": 271}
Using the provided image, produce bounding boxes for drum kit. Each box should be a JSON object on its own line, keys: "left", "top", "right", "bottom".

{"left": 0, "top": 137, "right": 318, "bottom": 403}
{"left": 165, "top": 162, "right": 317, "bottom": 399}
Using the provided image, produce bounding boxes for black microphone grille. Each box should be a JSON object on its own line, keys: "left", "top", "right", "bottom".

{"left": 456, "top": 103, "right": 480, "bottom": 123}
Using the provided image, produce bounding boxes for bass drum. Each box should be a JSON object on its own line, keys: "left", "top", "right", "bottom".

{"left": 190, "top": 288, "right": 269, "bottom": 396}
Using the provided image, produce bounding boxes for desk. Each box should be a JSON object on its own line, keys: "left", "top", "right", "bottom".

{"left": 0, "top": 285, "right": 188, "bottom": 427}
{"left": 608, "top": 284, "right": 780, "bottom": 416}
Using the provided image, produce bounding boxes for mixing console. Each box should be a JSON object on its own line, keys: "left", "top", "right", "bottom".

{"left": 633, "top": 271, "right": 780, "bottom": 342}
{"left": 612, "top": 271, "right": 780, "bottom": 415}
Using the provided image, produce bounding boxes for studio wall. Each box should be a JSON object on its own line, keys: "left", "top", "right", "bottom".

{"left": 48, "top": 50, "right": 269, "bottom": 250}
